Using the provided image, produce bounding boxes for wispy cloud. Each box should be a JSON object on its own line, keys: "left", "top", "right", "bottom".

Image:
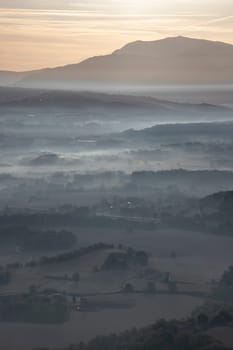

{"left": 205, "top": 15, "right": 233, "bottom": 24}
{"left": 0, "top": 0, "right": 233, "bottom": 70}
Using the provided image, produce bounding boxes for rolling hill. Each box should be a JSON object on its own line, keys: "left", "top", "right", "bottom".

{"left": 0, "top": 87, "right": 231, "bottom": 119}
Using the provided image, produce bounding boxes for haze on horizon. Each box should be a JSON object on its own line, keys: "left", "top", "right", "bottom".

{"left": 0, "top": 0, "right": 233, "bottom": 71}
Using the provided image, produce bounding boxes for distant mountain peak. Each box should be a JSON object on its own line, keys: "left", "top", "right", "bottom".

{"left": 113, "top": 36, "right": 233, "bottom": 57}
{"left": 1, "top": 36, "right": 233, "bottom": 87}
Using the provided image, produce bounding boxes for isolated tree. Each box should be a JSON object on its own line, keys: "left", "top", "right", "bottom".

{"left": 170, "top": 251, "right": 177, "bottom": 259}
{"left": 72, "top": 272, "right": 80, "bottom": 282}
{"left": 197, "top": 313, "right": 209, "bottom": 329}
{"left": 29, "top": 284, "right": 37, "bottom": 295}
{"left": 168, "top": 281, "right": 177, "bottom": 293}
{"left": 220, "top": 266, "right": 233, "bottom": 287}
{"left": 123, "top": 283, "right": 134, "bottom": 293}
{"left": 146, "top": 281, "right": 156, "bottom": 293}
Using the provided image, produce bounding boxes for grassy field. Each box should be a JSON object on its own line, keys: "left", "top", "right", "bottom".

{"left": 0, "top": 227, "right": 233, "bottom": 349}
{"left": 207, "top": 327, "right": 233, "bottom": 348}
{"left": 0, "top": 294, "right": 203, "bottom": 350}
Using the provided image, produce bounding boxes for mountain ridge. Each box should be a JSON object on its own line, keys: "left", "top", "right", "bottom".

{"left": 1, "top": 36, "right": 233, "bottom": 88}
{"left": 0, "top": 87, "right": 231, "bottom": 115}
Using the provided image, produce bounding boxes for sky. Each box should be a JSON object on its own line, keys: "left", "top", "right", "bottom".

{"left": 0, "top": 0, "right": 233, "bottom": 71}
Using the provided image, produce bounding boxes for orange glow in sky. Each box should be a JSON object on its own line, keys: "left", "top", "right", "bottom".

{"left": 0, "top": 0, "right": 233, "bottom": 70}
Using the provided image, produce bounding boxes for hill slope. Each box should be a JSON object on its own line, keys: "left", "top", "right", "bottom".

{"left": 1, "top": 36, "right": 233, "bottom": 88}
{"left": 0, "top": 88, "right": 231, "bottom": 121}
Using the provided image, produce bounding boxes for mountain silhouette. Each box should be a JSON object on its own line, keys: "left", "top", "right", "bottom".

{"left": 1, "top": 36, "right": 233, "bottom": 88}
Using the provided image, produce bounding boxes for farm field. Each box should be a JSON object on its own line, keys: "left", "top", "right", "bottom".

{"left": 0, "top": 294, "right": 203, "bottom": 350}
